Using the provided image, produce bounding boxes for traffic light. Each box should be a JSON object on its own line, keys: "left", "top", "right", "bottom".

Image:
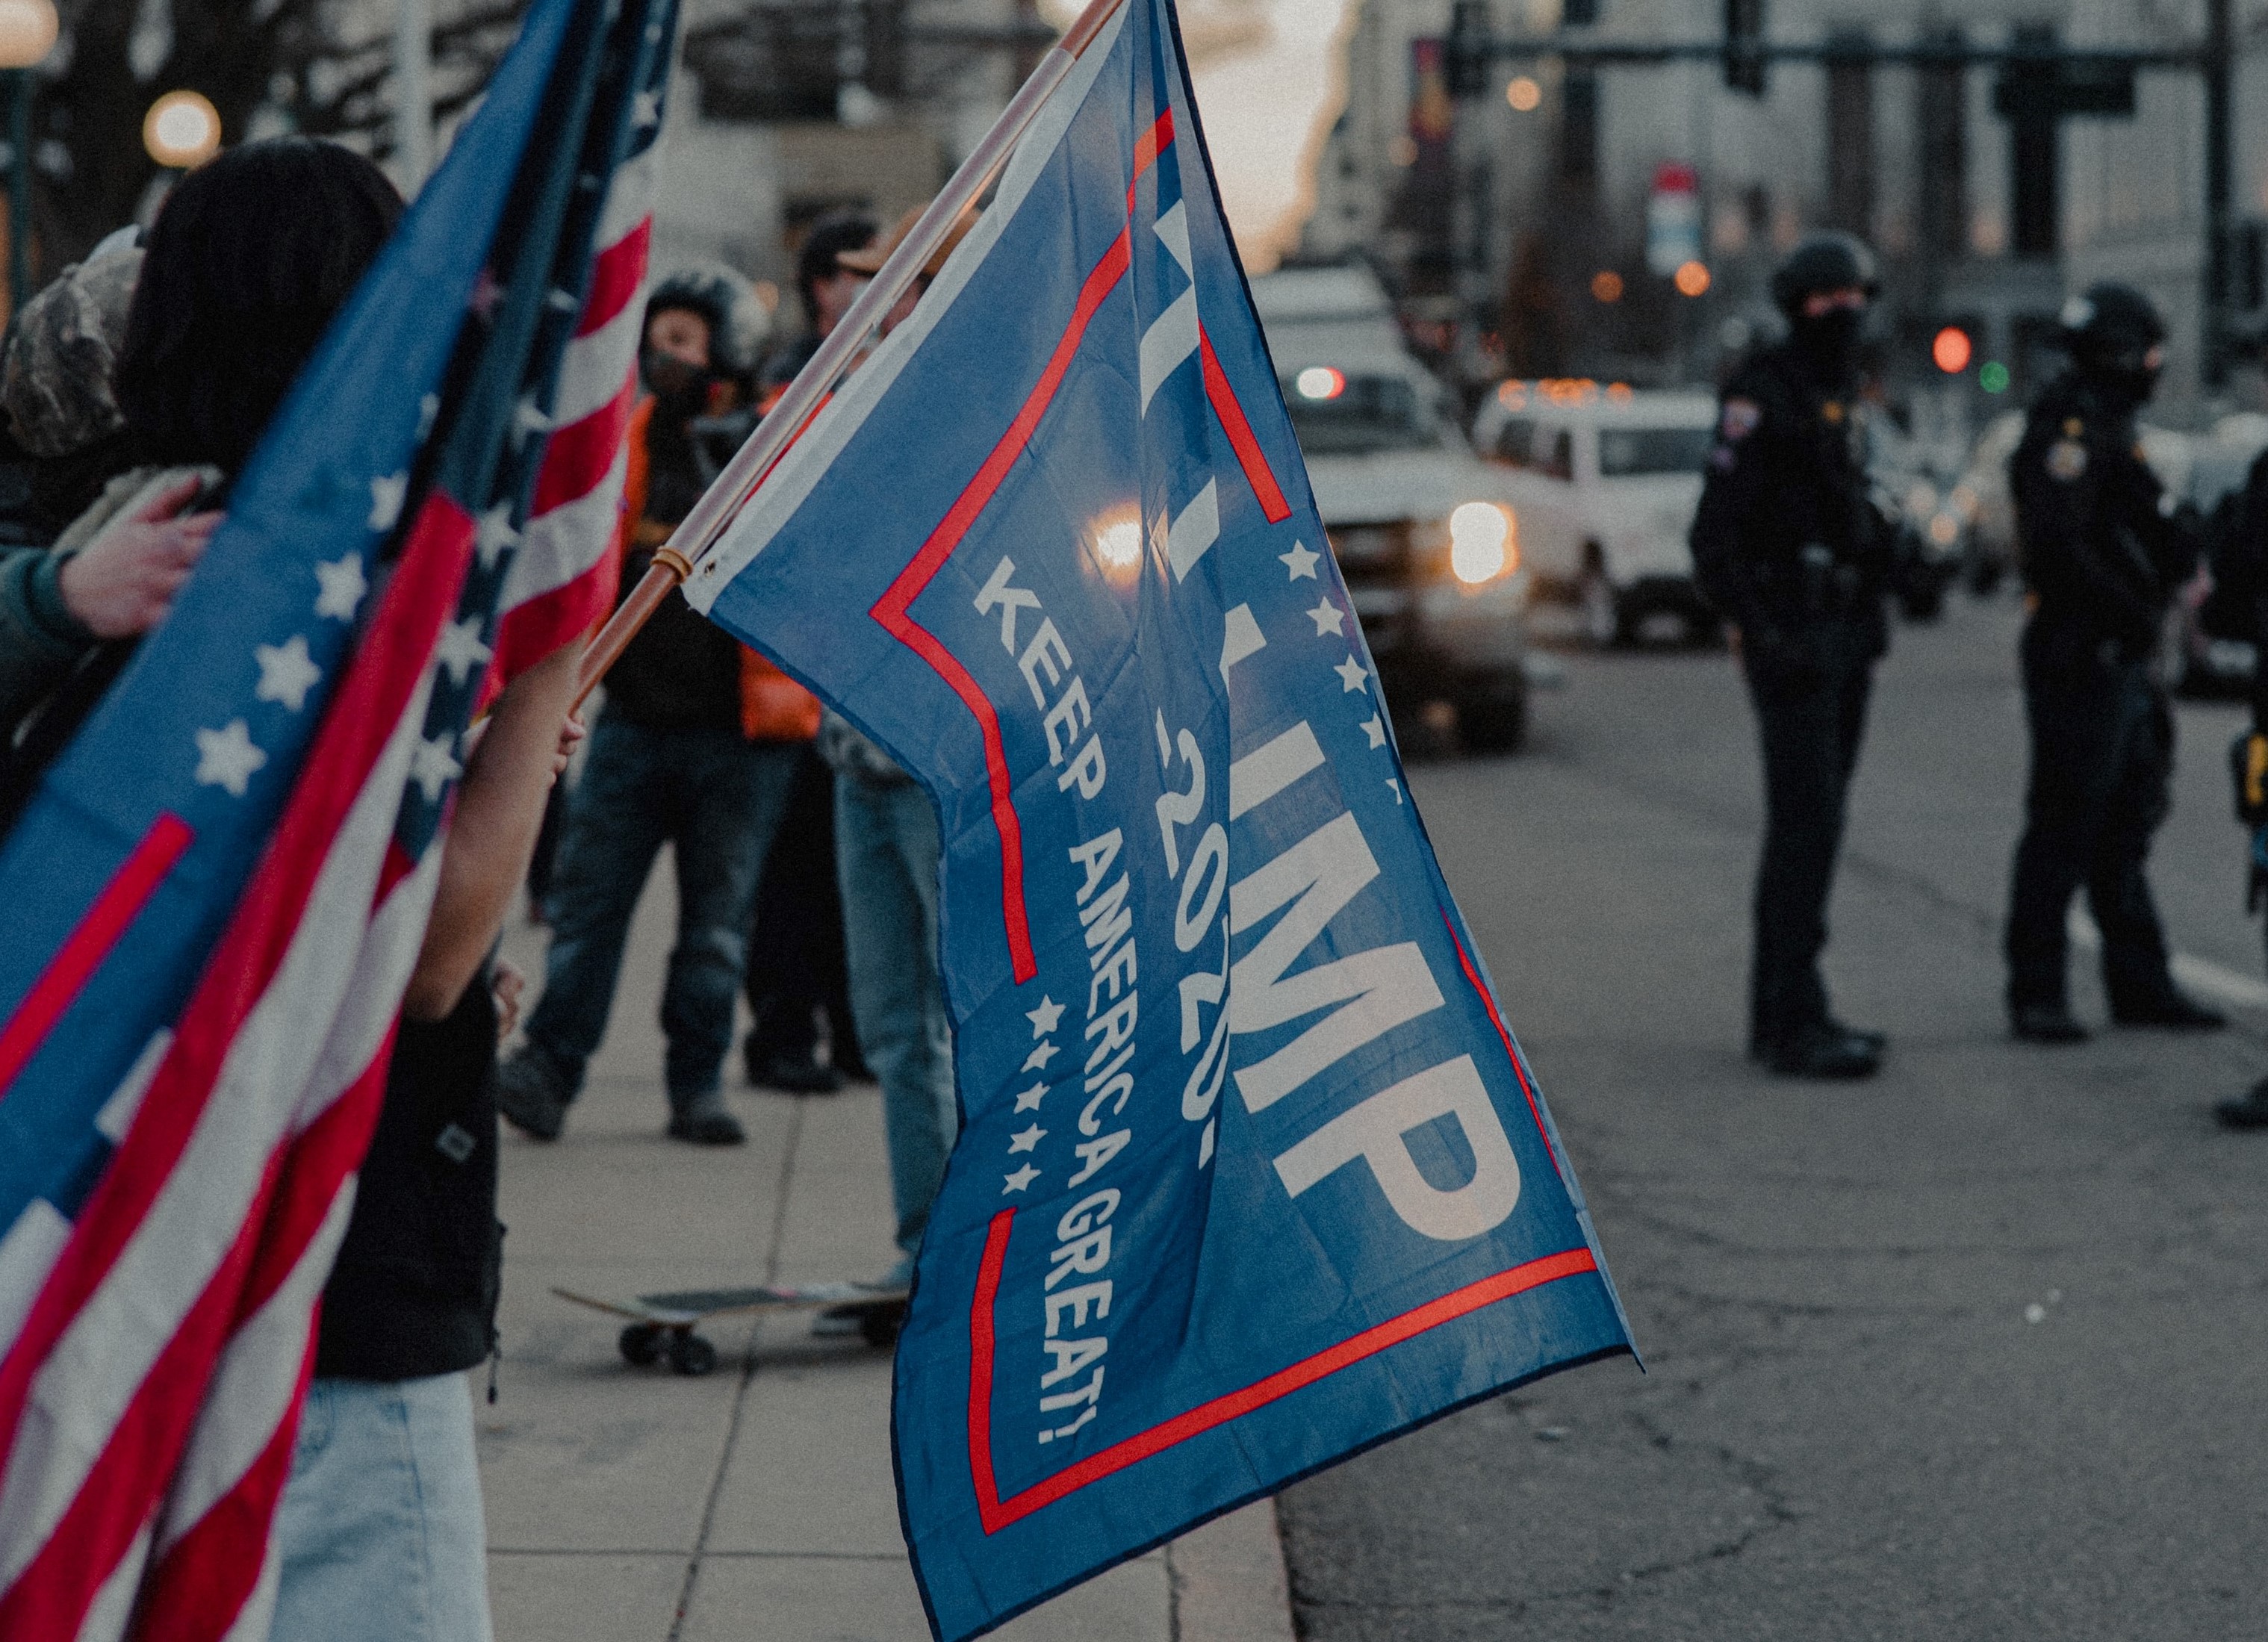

{"left": 1932, "top": 326, "right": 1973, "bottom": 373}
{"left": 1446, "top": 1, "right": 1492, "bottom": 98}
{"left": 1724, "top": 0, "right": 1765, "bottom": 96}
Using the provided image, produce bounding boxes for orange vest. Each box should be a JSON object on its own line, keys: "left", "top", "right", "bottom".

{"left": 614, "top": 396, "right": 818, "bottom": 743}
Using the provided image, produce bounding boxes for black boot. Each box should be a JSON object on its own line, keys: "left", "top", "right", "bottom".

{"left": 1768, "top": 1022, "right": 1880, "bottom": 1080}
{"left": 2110, "top": 990, "right": 2226, "bottom": 1030}
{"left": 667, "top": 1089, "right": 747, "bottom": 1145}
{"left": 497, "top": 1045, "right": 573, "bottom": 1141}
{"left": 2215, "top": 1077, "right": 2268, "bottom": 1130}
{"left": 2010, "top": 1004, "right": 2090, "bottom": 1045}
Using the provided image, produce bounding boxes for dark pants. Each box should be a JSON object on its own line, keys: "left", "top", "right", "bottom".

{"left": 742, "top": 744, "right": 861, "bottom": 1072}
{"left": 1745, "top": 644, "right": 1874, "bottom": 1051}
{"left": 2004, "top": 623, "right": 2175, "bottom": 1013}
{"left": 522, "top": 714, "right": 798, "bottom": 1104}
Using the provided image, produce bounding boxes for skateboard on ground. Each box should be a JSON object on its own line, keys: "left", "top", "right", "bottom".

{"left": 552, "top": 1282, "right": 910, "bottom": 1376}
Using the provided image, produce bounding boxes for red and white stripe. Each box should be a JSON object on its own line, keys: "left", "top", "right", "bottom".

{"left": 0, "top": 497, "right": 477, "bottom": 1642}
{"left": 491, "top": 140, "right": 656, "bottom": 686}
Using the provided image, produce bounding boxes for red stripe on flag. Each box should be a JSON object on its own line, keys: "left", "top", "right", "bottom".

{"left": 532, "top": 379, "right": 634, "bottom": 518}
{"left": 1126, "top": 110, "right": 1174, "bottom": 213}
{"left": 1443, "top": 915, "right": 1559, "bottom": 1164}
{"left": 0, "top": 815, "right": 192, "bottom": 1100}
{"left": 1198, "top": 330, "right": 1292, "bottom": 524}
{"left": 0, "top": 495, "right": 476, "bottom": 1589}
{"left": 966, "top": 1228, "right": 1597, "bottom": 1534}
{"left": 576, "top": 217, "right": 650, "bottom": 338}
{"left": 486, "top": 551, "right": 620, "bottom": 709}
{"left": 869, "top": 231, "right": 1134, "bottom": 985}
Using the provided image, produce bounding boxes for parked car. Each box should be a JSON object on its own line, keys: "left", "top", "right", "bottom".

{"left": 1252, "top": 267, "right": 1536, "bottom": 751}
{"left": 1470, "top": 381, "right": 1717, "bottom": 646}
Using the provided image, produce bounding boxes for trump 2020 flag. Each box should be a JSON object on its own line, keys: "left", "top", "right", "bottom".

{"left": 0, "top": 0, "right": 669, "bottom": 1630}
{"left": 686, "top": 0, "right": 1634, "bottom": 1634}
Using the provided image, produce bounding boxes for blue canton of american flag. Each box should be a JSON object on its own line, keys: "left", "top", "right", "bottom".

{"left": 0, "top": 0, "right": 673, "bottom": 1633}
{"left": 684, "top": 0, "right": 1635, "bottom": 1636}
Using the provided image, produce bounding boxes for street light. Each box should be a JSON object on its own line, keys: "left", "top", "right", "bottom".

{"left": 1673, "top": 260, "right": 1711, "bottom": 297}
{"left": 0, "top": 0, "right": 53, "bottom": 323}
{"left": 143, "top": 90, "right": 221, "bottom": 169}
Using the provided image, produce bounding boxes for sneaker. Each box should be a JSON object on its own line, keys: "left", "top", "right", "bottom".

{"left": 2214, "top": 1078, "right": 2268, "bottom": 1130}
{"left": 666, "top": 1091, "right": 746, "bottom": 1146}
{"left": 497, "top": 1048, "right": 571, "bottom": 1141}
{"left": 2010, "top": 1005, "right": 2090, "bottom": 1045}
{"left": 2110, "top": 992, "right": 2226, "bottom": 1030}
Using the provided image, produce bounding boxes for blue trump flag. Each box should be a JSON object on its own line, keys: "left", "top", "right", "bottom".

{"left": 686, "top": 1, "right": 1634, "bottom": 1633}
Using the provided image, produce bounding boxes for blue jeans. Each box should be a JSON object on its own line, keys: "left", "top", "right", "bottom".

{"left": 835, "top": 774, "right": 957, "bottom": 1278}
{"left": 525, "top": 714, "right": 797, "bottom": 1104}
{"left": 270, "top": 1374, "right": 491, "bottom": 1642}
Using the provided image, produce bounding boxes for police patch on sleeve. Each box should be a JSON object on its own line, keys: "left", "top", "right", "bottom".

{"left": 2045, "top": 438, "right": 2088, "bottom": 482}
{"left": 1720, "top": 397, "right": 1762, "bottom": 441}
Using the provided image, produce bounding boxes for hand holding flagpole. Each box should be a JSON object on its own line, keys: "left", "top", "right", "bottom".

{"left": 574, "top": 0, "right": 1130, "bottom": 711}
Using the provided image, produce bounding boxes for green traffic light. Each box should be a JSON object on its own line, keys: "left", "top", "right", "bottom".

{"left": 1980, "top": 361, "right": 2010, "bottom": 394}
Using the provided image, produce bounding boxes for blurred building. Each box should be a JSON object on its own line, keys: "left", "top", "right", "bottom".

{"left": 1304, "top": 0, "right": 2267, "bottom": 417}
{"left": 645, "top": 0, "right": 1040, "bottom": 319}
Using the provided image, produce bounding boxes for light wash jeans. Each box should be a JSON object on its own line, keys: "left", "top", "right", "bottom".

{"left": 523, "top": 713, "right": 798, "bottom": 1104}
{"left": 270, "top": 1373, "right": 491, "bottom": 1642}
{"left": 835, "top": 774, "right": 957, "bottom": 1281}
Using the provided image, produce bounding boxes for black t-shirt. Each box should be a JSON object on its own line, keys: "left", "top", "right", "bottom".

{"left": 314, "top": 974, "right": 503, "bottom": 1382}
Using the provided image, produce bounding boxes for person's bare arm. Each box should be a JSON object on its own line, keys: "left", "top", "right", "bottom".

{"left": 402, "top": 644, "right": 581, "bottom": 1022}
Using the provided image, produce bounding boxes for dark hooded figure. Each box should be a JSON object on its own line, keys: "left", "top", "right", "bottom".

{"left": 2001, "top": 282, "right": 2222, "bottom": 1044}
{"left": 1690, "top": 231, "right": 1894, "bottom": 1080}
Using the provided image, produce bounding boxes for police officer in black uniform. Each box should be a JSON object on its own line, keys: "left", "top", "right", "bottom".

{"left": 1691, "top": 232, "right": 1891, "bottom": 1080}
{"left": 2003, "top": 283, "right": 2222, "bottom": 1042}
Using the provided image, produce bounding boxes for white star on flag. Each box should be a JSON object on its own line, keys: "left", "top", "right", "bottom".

{"left": 512, "top": 396, "right": 553, "bottom": 444}
{"left": 1307, "top": 597, "right": 1346, "bottom": 638}
{"left": 435, "top": 616, "right": 493, "bottom": 687}
{"left": 1008, "top": 1125, "right": 1046, "bottom": 1154}
{"left": 475, "top": 503, "right": 521, "bottom": 570}
{"left": 1280, "top": 541, "right": 1320, "bottom": 580}
{"left": 633, "top": 90, "right": 662, "bottom": 129}
{"left": 409, "top": 733, "right": 463, "bottom": 803}
{"left": 1022, "top": 1040, "right": 1059, "bottom": 1073}
{"left": 1026, "top": 995, "right": 1064, "bottom": 1037}
{"left": 1002, "top": 1165, "right": 1040, "bottom": 1194}
{"left": 252, "top": 635, "right": 323, "bottom": 712}
{"left": 1361, "top": 715, "right": 1387, "bottom": 750}
{"left": 1335, "top": 655, "right": 1370, "bottom": 693}
{"left": 367, "top": 470, "right": 408, "bottom": 532}
{"left": 193, "top": 720, "right": 267, "bottom": 797}
{"left": 1388, "top": 778, "right": 1403, "bottom": 804}
{"left": 313, "top": 555, "right": 367, "bottom": 622}
{"left": 1013, "top": 1083, "right": 1048, "bottom": 1113}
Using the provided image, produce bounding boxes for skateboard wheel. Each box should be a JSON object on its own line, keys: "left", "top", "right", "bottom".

{"left": 858, "top": 1307, "right": 904, "bottom": 1349}
{"left": 668, "top": 1332, "right": 718, "bottom": 1377}
{"left": 619, "top": 1324, "right": 665, "bottom": 1366}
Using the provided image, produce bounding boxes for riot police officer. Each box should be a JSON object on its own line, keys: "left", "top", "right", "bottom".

{"left": 2003, "top": 282, "right": 2222, "bottom": 1042}
{"left": 1691, "top": 232, "right": 1892, "bottom": 1080}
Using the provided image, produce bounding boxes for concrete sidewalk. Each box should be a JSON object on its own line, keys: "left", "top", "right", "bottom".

{"left": 479, "top": 866, "right": 1293, "bottom": 1641}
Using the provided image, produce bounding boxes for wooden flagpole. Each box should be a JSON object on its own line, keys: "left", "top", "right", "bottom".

{"left": 574, "top": 0, "right": 1132, "bottom": 709}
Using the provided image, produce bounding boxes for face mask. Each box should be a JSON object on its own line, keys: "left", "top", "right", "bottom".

{"left": 641, "top": 347, "right": 715, "bottom": 412}
{"left": 1792, "top": 308, "right": 1862, "bottom": 376}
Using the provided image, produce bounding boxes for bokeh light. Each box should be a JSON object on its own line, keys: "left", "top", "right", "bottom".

{"left": 1506, "top": 76, "right": 1542, "bottom": 112}
{"left": 144, "top": 90, "right": 222, "bottom": 168}
{"left": 1980, "top": 361, "right": 2010, "bottom": 394}
{"left": 0, "top": 0, "right": 58, "bottom": 69}
{"left": 1673, "top": 260, "right": 1711, "bottom": 298}
{"left": 1590, "top": 270, "right": 1624, "bottom": 303}
{"left": 1449, "top": 503, "right": 1514, "bottom": 585}
{"left": 1295, "top": 365, "right": 1347, "bottom": 401}
{"left": 1932, "top": 326, "right": 1973, "bottom": 374}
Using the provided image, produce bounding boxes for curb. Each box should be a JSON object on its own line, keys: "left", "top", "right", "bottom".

{"left": 1166, "top": 1498, "right": 1296, "bottom": 1641}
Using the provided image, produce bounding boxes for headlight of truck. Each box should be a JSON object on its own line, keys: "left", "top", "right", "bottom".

{"left": 1447, "top": 502, "right": 1517, "bottom": 585}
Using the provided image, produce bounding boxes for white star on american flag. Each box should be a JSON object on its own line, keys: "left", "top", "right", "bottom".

{"left": 367, "top": 470, "right": 408, "bottom": 532}
{"left": 1361, "top": 714, "right": 1387, "bottom": 750}
{"left": 408, "top": 733, "right": 463, "bottom": 804}
{"left": 1003, "top": 1165, "right": 1040, "bottom": 1194}
{"left": 313, "top": 555, "right": 367, "bottom": 621}
{"left": 1026, "top": 995, "right": 1063, "bottom": 1037}
{"left": 193, "top": 720, "right": 267, "bottom": 797}
{"left": 1308, "top": 597, "right": 1346, "bottom": 638}
{"left": 253, "top": 635, "right": 323, "bottom": 712}
{"left": 1013, "top": 1082, "right": 1047, "bottom": 1113}
{"left": 1022, "top": 1040, "right": 1059, "bottom": 1073}
{"left": 1008, "top": 1124, "right": 1046, "bottom": 1154}
{"left": 475, "top": 503, "right": 521, "bottom": 570}
{"left": 434, "top": 617, "right": 493, "bottom": 687}
{"left": 1280, "top": 540, "right": 1320, "bottom": 580}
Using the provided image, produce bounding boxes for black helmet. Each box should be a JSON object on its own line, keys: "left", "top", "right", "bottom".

{"left": 645, "top": 264, "right": 770, "bottom": 379}
{"left": 2058, "top": 282, "right": 2164, "bottom": 374}
{"left": 1770, "top": 231, "right": 1879, "bottom": 318}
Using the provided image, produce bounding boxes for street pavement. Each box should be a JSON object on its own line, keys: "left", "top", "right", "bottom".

{"left": 477, "top": 830, "right": 1293, "bottom": 1640}
{"left": 1277, "top": 594, "right": 2268, "bottom": 1640}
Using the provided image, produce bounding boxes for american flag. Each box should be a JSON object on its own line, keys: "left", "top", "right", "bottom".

{"left": 0, "top": 0, "right": 671, "bottom": 1632}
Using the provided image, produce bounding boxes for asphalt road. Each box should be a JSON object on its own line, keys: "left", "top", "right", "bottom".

{"left": 1276, "top": 594, "right": 2268, "bottom": 1641}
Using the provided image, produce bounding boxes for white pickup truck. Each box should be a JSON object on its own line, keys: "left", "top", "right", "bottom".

{"left": 1470, "top": 382, "right": 1717, "bottom": 645}
{"left": 1252, "top": 267, "right": 1535, "bottom": 751}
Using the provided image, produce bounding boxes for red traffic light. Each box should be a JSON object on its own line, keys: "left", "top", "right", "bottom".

{"left": 1932, "top": 326, "right": 1974, "bottom": 374}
